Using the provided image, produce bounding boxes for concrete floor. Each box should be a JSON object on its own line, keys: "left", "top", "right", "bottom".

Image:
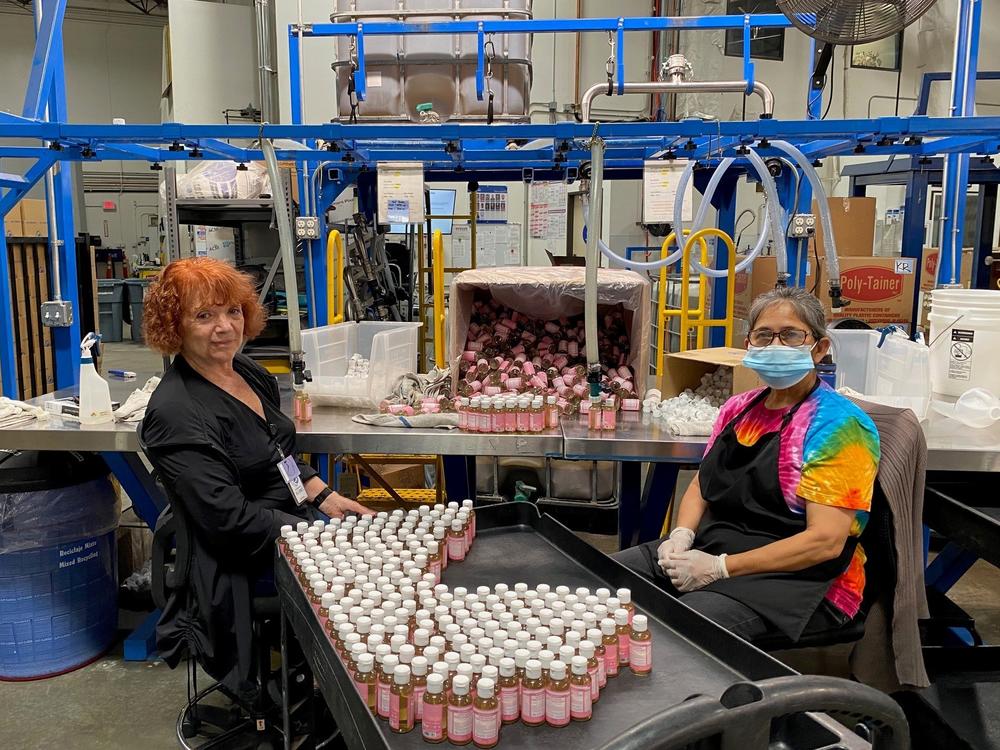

{"left": 6, "top": 341, "right": 999, "bottom": 746}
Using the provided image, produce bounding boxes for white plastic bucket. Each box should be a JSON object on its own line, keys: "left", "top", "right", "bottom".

{"left": 928, "top": 289, "right": 1000, "bottom": 397}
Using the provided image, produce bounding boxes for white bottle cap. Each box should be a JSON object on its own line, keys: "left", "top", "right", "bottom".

{"left": 383, "top": 654, "right": 400, "bottom": 673}
{"left": 565, "top": 631, "right": 582, "bottom": 650}
{"left": 514, "top": 582, "right": 528, "bottom": 594}
{"left": 546, "top": 636, "right": 562, "bottom": 654}
{"left": 411, "top": 655, "right": 428, "bottom": 676}
{"left": 351, "top": 641, "right": 367, "bottom": 658}
{"left": 614, "top": 608, "right": 629, "bottom": 626}
{"left": 514, "top": 648, "right": 530, "bottom": 668}
{"left": 280, "top": 524, "right": 294, "bottom": 537}
{"left": 390, "top": 634, "right": 407, "bottom": 653}
{"left": 460, "top": 643, "right": 477, "bottom": 662}
{"left": 559, "top": 645, "right": 575, "bottom": 664}
{"left": 575, "top": 587, "right": 590, "bottom": 599}
{"left": 367, "top": 634, "right": 384, "bottom": 650}
{"left": 357, "top": 653, "right": 374, "bottom": 673}
{"left": 539, "top": 650, "right": 554, "bottom": 669}
{"left": 525, "top": 659, "right": 542, "bottom": 680}
{"left": 470, "top": 654, "right": 486, "bottom": 673}
{"left": 426, "top": 673, "right": 444, "bottom": 694}
{"left": 549, "top": 660, "right": 567, "bottom": 680}
{"left": 606, "top": 597, "right": 621, "bottom": 612}
{"left": 587, "top": 628, "right": 603, "bottom": 646}
{"left": 399, "top": 644, "right": 415, "bottom": 664}
{"left": 375, "top": 643, "right": 392, "bottom": 662}
{"left": 413, "top": 628, "right": 430, "bottom": 647}
{"left": 320, "top": 592, "right": 337, "bottom": 609}
{"left": 394, "top": 664, "right": 411, "bottom": 685}
{"left": 595, "top": 587, "right": 610, "bottom": 603}
{"left": 444, "top": 652, "right": 461, "bottom": 669}
{"left": 499, "top": 657, "right": 515, "bottom": 677}
{"left": 601, "top": 618, "right": 616, "bottom": 636}
{"left": 452, "top": 674, "right": 470, "bottom": 695}
{"left": 456, "top": 663, "right": 474, "bottom": 682}
{"left": 579, "top": 640, "right": 595, "bottom": 659}
{"left": 571, "top": 655, "right": 588, "bottom": 675}
{"left": 476, "top": 677, "right": 495, "bottom": 699}
{"left": 488, "top": 646, "right": 505, "bottom": 665}
{"left": 555, "top": 585, "right": 570, "bottom": 597}
{"left": 453, "top": 634, "right": 469, "bottom": 650}
{"left": 632, "top": 614, "right": 648, "bottom": 632}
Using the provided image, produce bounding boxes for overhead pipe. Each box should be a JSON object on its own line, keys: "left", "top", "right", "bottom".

{"left": 581, "top": 79, "right": 774, "bottom": 123}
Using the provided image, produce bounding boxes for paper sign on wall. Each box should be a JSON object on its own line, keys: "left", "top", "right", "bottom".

{"left": 451, "top": 222, "right": 522, "bottom": 267}
{"left": 529, "top": 182, "right": 567, "bottom": 240}
{"left": 451, "top": 224, "right": 473, "bottom": 267}
{"left": 477, "top": 186, "right": 508, "bottom": 223}
{"left": 377, "top": 162, "right": 425, "bottom": 225}
{"left": 643, "top": 160, "right": 693, "bottom": 224}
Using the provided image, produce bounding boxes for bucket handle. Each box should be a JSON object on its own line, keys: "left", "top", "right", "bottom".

{"left": 928, "top": 313, "right": 966, "bottom": 350}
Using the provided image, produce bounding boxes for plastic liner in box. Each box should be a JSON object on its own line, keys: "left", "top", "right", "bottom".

{"left": 448, "top": 267, "right": 651, "bottom": 392}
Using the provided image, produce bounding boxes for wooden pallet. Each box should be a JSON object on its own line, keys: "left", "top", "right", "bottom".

{"left": 8, "top": 239, "right": 55, "bottom": 399}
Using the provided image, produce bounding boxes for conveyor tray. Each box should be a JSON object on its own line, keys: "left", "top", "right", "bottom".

{"left": 277, "top": 502, "right": 889, "bottom": 750}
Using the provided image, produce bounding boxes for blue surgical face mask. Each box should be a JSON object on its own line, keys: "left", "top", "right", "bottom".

{"left": 742, "top": 343, "right": 817, "bottom": 390}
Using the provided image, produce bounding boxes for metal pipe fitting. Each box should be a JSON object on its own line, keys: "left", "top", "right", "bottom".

{"left": 581, "top": 79, "right": 774, "bottom": 122}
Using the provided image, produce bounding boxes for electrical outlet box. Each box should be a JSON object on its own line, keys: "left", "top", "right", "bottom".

{"left": 41, "top": 300, "right": 73, "bottom": 327}
{"left": 787, "top": 213, "right": 817, "bottom": 239}
{"left": 295, "top": 216, "right": 321, "bottom": 240}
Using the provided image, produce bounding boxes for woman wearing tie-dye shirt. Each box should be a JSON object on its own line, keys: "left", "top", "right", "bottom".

{"left": 615, "top": 287, "right": 880, "bottom": 643}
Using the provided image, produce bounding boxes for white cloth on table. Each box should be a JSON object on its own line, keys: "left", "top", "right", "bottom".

{"left": 113, "top": 376, "right": 161, "bottom": 423}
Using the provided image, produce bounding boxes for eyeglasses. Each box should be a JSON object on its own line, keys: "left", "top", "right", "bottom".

{"left": 748, "top": 327, "right": 813, "bottom": 347}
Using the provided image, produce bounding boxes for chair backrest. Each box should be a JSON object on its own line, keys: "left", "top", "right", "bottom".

{"left": 139, "top": 438, "right": 194, "bottom": 609}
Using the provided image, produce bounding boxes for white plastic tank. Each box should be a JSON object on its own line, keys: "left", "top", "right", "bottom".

{"left": 332, "top": 0, "right": 532, "bottom": 122}
{"left": 928, "top": 288, "right": 1000, "bottom": 397}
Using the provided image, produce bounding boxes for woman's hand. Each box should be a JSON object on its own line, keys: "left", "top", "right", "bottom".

{"left": 656, "top": 527, "right": 696, "bottom": 567}
{"left": 662, "top": 550, "right": 729, "bottom": 592}
{"left": 318, "top": 490, "right": 376, "bottom": 519}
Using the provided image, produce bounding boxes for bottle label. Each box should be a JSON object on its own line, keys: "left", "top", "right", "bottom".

{"left": 377, "top": 682, "right": 391, "bottom": 717}
{"left": 570, "top": 683, "right": 592, "bottom": 719}
{"left": 589, "top": 665, "right": 600, "bottom": 700}
{"left": 414, "top": 685, "right": 426, "bottom": 720}
{"left": 448, "top": 704, "right": 473, "bottom": 742}
{"left": 430, "top": 558, "right": 442, "bottom": 581}
{"left": 422, "top": 703, "right": 445, "bottom": 741}
{"left": 354, "top": 677, "right": 368, "bottom": 701}
{"left": 630, "top": 640, "right": 652, "bottom": 672}
{"left": 618, "top": 632, "right": 631, "bottom": 664}
{"left": 521, "top": 687, "right": 545, "bottom": 722}
{"left": 597, "top": 654, "right": 607, "bottom": 687}
{"left": 500, "top": 686, "right": 520, "bottom": 721}
{"left": 545, "top": 689, "right": 569, "bottom": 724}
{"left": 448, "top": 535, "right": 466, "bottom": 562}
{"left": 473, "top": 708, "right": 499, "bottom": 743}
{"left": 605, "top": 643, "right": 619, "bottom": 676}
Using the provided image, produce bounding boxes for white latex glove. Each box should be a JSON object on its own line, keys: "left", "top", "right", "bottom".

{"left": 656, "top": 527, "right": 696, "bottom": 574}
{"left": 662, "top": 550, "right": 729, "bottom": 593}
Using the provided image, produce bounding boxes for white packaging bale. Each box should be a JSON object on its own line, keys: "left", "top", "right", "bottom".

{"left": 165, "top": 161, "right": 271, "bottom": 200}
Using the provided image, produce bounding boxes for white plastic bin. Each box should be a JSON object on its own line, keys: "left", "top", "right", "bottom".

{"left": 829, "top": 328, "right": 930, "bottom": 419}
{"left": 302, "top": 321, "right": 421, "bottom": 409}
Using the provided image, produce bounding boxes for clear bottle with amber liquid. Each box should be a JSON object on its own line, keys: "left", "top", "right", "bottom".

{"left": 520, "top": 659, "right": 547, "bottom": 727}
{"left": 614, "top": 608, "right": 631, "bottom": 667}
{"left": 422, "top": 673, "right": 448, "bottom": 744}
{"left": 569, "top": 655, "right": 593, "bottom": 722}
{"left": 579, "top": 640, "right": 601, "bottom": 703}
{"left": 448, "top": 675, "right": 474, "bottom": 746}
{"left": 600, "top": 619, "right": 619, "bottom": 678}
{"left": 472, "top": 678, "right": 500, "bottom": 749}
{"left": 377, "top": 654, "right": 399, "bottom": 720}
{"left": 629, "top": 615, "right": 652, "bottom": 676}
{"left": 545, "top": 660, "right": 571, "bottom": 728}
{"left": 353, "top": 653, "right": 377, "bottom": 712}
{"left": 497, "top": 657, "right": 520, "bottom": 724}
{"left": 389, "top": 664, "right": 414, "bottom": 733}
{"left": 586, "top": 628, "right": 608, "bottom": 689}
{"left": 411, "top": 656, "right": 429, "bottom": 722}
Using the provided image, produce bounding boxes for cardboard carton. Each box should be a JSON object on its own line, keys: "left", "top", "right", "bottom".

{"left": 919, "top": 247, "right": 974, "bottom": 292}
{"left": 661, "top": 347, "right": 763, "bottom": 398}
{"left": 3, "top": 212, "right": 23, "bottom": 237}
{"left": 734, "top": 256, "right": 818, "bottom": 320}
{"left": 17, "top": 199, "right": 48, "bottom": 237}
{"left": 831, "top": 256, "right": 917, "bottom": 329}
{"left": 813, "top": 197, "right": 877, "bottom": 257}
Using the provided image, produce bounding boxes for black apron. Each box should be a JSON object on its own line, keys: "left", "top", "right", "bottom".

{"left": 696, "top": 381, "right": 857, "bottom": 641}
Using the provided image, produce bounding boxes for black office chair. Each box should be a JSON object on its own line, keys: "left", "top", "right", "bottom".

{"left": 151, "top": 498, "right": 285, "bottom": 750}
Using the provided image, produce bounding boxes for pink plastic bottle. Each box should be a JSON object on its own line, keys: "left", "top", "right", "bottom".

{"left": 472, "top": 678, "right": 500, "bottom": 748}
{"left": 530, "top": 398, "right": 545, "bottom": 432}
{"left": 448, "top": 675, "right": 474, "bottom": 745}
{"left": 504, "top": 398, "right": 517, "bottom": 432}
{"left": 520, "top": 659, "right": 546, "bottom": 727}
{"left": 544, "top": 660, "right": 571, "bottom": 728}
{"left": 629, "top": 615, "right": 652, "bottom": 676}
{"left": 422, "top": 673, "right": 448, "bottom": 743}
{"left": 569, "top": 656, "right": 593, "bottom": 721}
{"left": 546, "top": 395, "right": 559, "bottom": 429}
{"left": 498, "top": 657, "right": 520, "bottom": 724}
{"left": 601, "top": 619, "right": 619, "bottom": 678}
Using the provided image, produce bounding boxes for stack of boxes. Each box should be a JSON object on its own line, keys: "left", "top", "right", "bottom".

{"left": 3, "top": 199, "right": 48, "bottom": 238}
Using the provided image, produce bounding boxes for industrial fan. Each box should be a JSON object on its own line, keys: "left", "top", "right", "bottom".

{"left": 777, "top": 0, "right": 939, "bottom": 90}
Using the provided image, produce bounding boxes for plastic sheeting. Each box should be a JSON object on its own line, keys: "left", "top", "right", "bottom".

{"left": 161, "top": 160, "right": 272, "bottom": 200}
{"left": 448, "top": 266, "right": 651, "bottom": 392}
{"left": 0, "top": 477, "right": 118, "bottom": 555}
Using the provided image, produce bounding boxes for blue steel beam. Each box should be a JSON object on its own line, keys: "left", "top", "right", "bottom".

{"left": 0, "top": 174, "right": 29, "bottom": 189}
{"left": 938, "top": 0, "right": 983, "bottom": 288}
{"left": 915, "top": 70, "right": 1000, "bottom": 116}
{"left": 301, "top": 14, "right": 795, "bottom": 37}
{"left": 21, "top": 0, "right": 68, "bottom": 120}
{"left": 0, "top": 233, "right": 18, "bottom": 398}
{"left": 0, "top": 153, "right": 59, "bottom": 217}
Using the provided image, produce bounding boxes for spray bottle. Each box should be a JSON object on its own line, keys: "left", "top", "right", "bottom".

{"left": 79, "top": 333, "right": 113, "bottom": 425}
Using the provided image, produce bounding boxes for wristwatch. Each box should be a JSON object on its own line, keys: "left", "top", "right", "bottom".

{"left": 312, "top": 486, "right": 334, "bottom": 508}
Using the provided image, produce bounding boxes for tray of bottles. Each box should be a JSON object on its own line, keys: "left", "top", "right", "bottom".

{"left": 275, "top": 502, "right": 835, "bottom": 749}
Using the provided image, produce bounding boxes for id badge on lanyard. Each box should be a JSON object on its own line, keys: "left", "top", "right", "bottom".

{"left": 274, "top": 439, "right": 310, "bottom": 506}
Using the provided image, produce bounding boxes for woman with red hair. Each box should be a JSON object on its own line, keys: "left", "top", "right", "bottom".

{"left": 139, "top": 257, "right": 371, "bottom": 696}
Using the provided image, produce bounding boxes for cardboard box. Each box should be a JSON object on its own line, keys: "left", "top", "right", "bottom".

{"left": 831, "top": 256, "right": 917, "bottom": 329}
{"left": 919, "top": 247, "right": 974, "bottom": 292}
{"left": 661, "top": 347, "right": 763, "bottom": 398}
{"left": 17, "top": 199, "right": 48, "bottom": 237}
{"left": 734, "top": 256, "right": 818, "bottom": 321}
{"left": 3, "top": 212, "right": 23, "bottom": 236}
{"left": 813, "top": 197, "right": 877, "bottom": 257}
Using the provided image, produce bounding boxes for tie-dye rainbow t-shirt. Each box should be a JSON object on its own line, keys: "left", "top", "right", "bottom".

{"left": 704, "top": 382, "right": 880, "bottom": 618}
